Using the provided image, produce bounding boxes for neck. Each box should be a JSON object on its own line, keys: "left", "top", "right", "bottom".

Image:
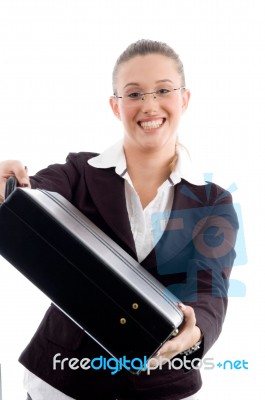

{"left": 123, "top": 142, "right": 176, "bottom": 186}
{"left": 123, "top": 140, "right": 177, "bottom": 208}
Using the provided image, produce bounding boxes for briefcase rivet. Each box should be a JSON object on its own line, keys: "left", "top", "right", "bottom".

{"left": 120, "top": 318, "right": 126, "bottom": 324}
{"left": 132, "top": 303, "right": 139, "bottom": 310}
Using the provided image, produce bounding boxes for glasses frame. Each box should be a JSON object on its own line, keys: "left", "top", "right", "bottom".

{"left": 114, "top": 86, "right": 186, "bottom": 102}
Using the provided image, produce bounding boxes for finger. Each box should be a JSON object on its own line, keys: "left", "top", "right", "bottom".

{"left": 178, "top": 303, "right": 196, "bottom": 328}
{"left": 158, "top": 305, "right": 196, "bottom": 355}
{"left": 3, "top": 161, "right": 30, "bottom": 187}
{"left": 16, "top": 167, "right": 31, "bottom": 187}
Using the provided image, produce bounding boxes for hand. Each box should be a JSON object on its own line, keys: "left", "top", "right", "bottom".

{"left": 0, "top": 160, "right": 31, "bottom": 202}
{"left": 149, "top": 303, "right": 202, "bottom": 366}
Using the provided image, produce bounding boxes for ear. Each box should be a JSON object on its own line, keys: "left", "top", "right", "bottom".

{"left": 109, "top": 96, "right": 121, "bottom": 120}
{"left": 181, "top": 89, "right": 191, "bottom": 114}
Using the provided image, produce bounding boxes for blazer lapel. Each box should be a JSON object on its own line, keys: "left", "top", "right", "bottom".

{"left": 141, "top": 181, "right": 206, "bottom": 269}
{"left": 84, "top": 165, "right": 137, "bottom": 259}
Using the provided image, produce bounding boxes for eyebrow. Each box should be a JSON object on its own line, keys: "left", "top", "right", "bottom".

{"left": 123, "top": 79, "right": 174, "bottom": 90}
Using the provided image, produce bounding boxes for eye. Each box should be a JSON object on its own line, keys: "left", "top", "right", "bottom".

{"left": 127, "top": 92, "right": 143, "bottom": 99}
{"left": 156, "top": 88, "right": 171, "bottom": 96}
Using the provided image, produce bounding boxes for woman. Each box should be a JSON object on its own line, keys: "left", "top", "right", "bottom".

{"left": 0, "top": 39, "right": 238, "bottom": 400}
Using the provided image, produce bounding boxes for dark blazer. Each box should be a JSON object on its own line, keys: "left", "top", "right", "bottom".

{"left": 19, "top": 152, "right": 239, "bottom": 400}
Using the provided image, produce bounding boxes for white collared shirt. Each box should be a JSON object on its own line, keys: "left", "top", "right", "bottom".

{"left": 88, "top": 140, "right": 205, "bottom": 262}
{"left": 25, "top": 140, "right": 205, "bottom": 399}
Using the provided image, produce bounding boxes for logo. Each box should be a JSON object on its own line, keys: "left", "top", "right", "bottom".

{"left": 151, "top": 177, "right": 247, "bottom": 301}
{"left": 52, "top": 354, "right": 249, "bottom": 375}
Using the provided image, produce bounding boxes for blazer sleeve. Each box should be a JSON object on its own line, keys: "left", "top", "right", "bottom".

{"left": 29, "top": 152, "right": 96, "bottom": 200}
{"left": 184, "top": 186, "right": 239, "bottom": 359}
{"left": 154, "top": 182, "right": 239, "bottom": 362}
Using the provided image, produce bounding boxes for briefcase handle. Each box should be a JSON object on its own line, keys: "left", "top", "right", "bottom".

{"left": 5, "top": 176, "right": 18, "bottom": 200}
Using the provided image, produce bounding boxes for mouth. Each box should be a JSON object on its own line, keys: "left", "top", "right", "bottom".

{"left": 138, "top": 118, "right": 165, "bottom": 131}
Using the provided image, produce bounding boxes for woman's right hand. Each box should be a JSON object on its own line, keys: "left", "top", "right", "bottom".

{"left": 0, "top": 160, "right": 31, "bottom": 202}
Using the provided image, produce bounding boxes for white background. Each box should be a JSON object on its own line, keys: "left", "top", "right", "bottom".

{"left": 0, "top": 0, "right": 264, "bottom": 399}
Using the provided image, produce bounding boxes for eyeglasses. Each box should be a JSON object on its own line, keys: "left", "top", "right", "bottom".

{"left": 114, "top": 87, "right": 186, "bottom": 107}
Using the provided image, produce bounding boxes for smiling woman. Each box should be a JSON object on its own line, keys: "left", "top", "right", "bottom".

{"left": 109, "top": 43, "right": 191, "bottom": 210}
{"left": 110, "top": 51, "right": 190, "bottom": 159}
{"left": 0, "top": 39, "right": 238, "bottom": 400}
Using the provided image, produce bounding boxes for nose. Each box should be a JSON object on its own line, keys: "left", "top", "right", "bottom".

{"left": 141, "top": 92, "right": 157, "bottom": 101}
{"left": 140, "top": 92, "right": 159, "bottom": 113}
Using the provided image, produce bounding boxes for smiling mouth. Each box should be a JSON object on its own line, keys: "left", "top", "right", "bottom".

{"left": 138, "top": 118, "right": 165, "bottom": 130}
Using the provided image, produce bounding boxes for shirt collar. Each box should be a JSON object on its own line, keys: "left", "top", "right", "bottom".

{"left": 87, "top": 139, "right": 205, "bottom": 186}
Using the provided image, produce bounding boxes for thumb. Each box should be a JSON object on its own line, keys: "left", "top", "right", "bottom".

{"left": 178, "top": 303, "right": 196, "bottom": 328}
{"left": 14, "top": 165, "right": 31, "bottom": 188}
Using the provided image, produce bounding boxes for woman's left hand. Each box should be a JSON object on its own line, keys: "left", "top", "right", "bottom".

{"left": 150, "top": 303, "right": 202, "bottom": 365}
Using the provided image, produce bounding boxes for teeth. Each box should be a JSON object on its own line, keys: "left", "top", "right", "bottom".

{"left": 140, "top": 118, "right": 164, "bottom": 130}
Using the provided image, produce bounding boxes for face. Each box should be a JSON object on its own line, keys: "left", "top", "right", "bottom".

{"left": 109, "top": 54, "right": 190, "bottom": 154}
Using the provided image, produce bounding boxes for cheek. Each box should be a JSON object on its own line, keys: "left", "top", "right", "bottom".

{"left": 119, "top": 107, "right": 136, "bottom": 124}
{"left": 168, "top": 104, "right": 183, "bottom": 120}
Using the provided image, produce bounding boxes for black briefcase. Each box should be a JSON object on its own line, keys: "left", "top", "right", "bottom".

{"left": 0, "top": 185, "right": 183, "bottom": 372}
